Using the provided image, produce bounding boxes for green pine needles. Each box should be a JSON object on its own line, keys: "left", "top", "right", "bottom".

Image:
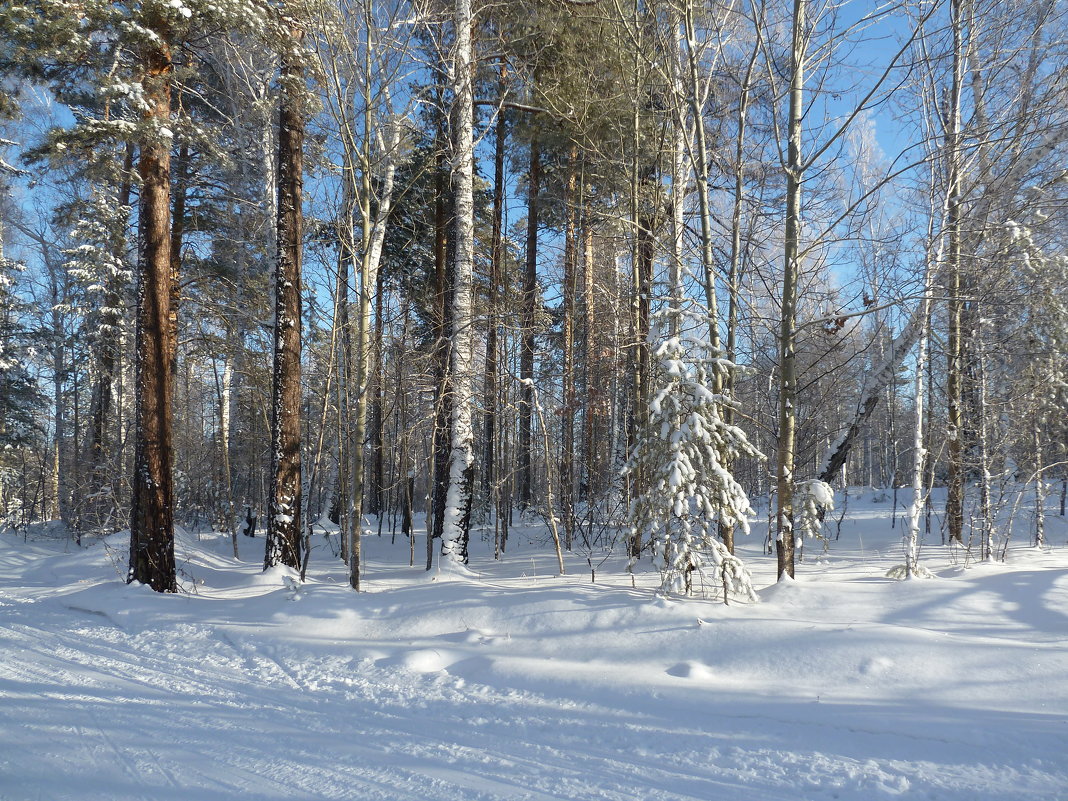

{"left": 625, "top": 308, "right": 762, "bottom": 601}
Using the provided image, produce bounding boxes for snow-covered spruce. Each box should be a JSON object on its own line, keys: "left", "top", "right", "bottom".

{"left": 794, "top": 479, "right": 834, "bottom": 543}
{"left": 625, "top": 322, "right": 761, "bottom": 601}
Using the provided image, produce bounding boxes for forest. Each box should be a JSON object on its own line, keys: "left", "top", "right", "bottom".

{"left": 1, "top": 0, "right": 1066, "bottom": 597}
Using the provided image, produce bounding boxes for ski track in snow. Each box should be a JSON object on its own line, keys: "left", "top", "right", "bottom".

{"left": 2, "top": 498, "right": 1068, "bottom": 801}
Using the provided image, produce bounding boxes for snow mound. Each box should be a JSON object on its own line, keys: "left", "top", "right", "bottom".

{"left": 858, "top": 656, "right": 894, "bottom": 677}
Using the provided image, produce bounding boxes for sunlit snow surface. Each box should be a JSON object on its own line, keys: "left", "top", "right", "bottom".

{"left": 2, "top": 492, "right": 1067, "bottom": 800}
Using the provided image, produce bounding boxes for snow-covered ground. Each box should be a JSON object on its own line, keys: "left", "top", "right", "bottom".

{"left": 2, "top": 491, "right": 1067, "bottom": 801}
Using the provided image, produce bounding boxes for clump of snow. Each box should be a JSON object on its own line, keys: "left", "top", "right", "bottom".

{"left": 886, "top": 563, "right": 935, "bottom": 579}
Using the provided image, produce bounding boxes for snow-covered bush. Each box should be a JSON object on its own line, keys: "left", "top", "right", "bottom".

{"left": 794, "top": 479, "right": 835, "bottom": 541}
{"left": 625, "top": 316, "right": 762, "bottom": 602}
{"left": 886, "top": 563, "right": 935, "bottom": 580}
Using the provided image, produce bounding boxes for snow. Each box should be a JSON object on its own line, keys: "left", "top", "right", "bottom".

{"left": 2, "top": 494, "right": 1068, "bottom": 800}
{"left": 167, "top": 0, "right": 193, "bottom": 18}
{"left": 799, "top": 479, "right": 835, "bottom": 510}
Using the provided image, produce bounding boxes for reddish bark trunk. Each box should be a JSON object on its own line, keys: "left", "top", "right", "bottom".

{"left": 129, "top": 19, "right": 176, "bottom": 593}
{"left": 265, "top": 33, "right": 305, "bottom": 571}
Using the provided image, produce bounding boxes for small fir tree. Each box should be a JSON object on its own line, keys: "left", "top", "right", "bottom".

{"left": 625, "top": 308, "right": 762, "bottom": 601}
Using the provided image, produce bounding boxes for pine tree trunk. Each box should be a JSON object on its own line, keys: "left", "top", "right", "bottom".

{"left": 50, "top": 274, "right": 68, "bottom": 530}
{"left": 581, "top": 222, "right": 597, "bottom": 507}
{"left": 429, "top": 114, "right": 450, "bottom": 568}
{"left": 43, "top": 254, "right": 69, "bottom": 531}
{"left": 169, "top": 143, "right": 188, "bottom": 379}
{"left": 129, "top": 14, "right": 177, "bottom": 592}
{"left": 368, "top": 272, "right": 385, "bottom": 518}
{"left": 628, "top": 171, "right": 654, "bottom": 560}
{"left": 335, "top": 269, "right": 352, "bottom": 563}
{"left": 265, "top": 31, "right": 305, "bottom": 571}
{"left": 519, "top": 135, "right": 540, "bottom": 512}
{"left": 560, "top": 148, "right": 578, "bottom": 551}
{"left": 483, "top": 79, "right": 506, "bottom": 512}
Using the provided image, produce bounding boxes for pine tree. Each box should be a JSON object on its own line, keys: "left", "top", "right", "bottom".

{"left": 4, "top": 0, "right": 271, "bottom": 587}
{"left": 265, "top": 14, "right": 307, "bottom": 572}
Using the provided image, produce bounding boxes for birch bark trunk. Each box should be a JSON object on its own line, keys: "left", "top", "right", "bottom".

{"left": 775, "top": 0, "right": 805, "bottom": 581}
{"left": 440, "top": 0, "right": 476, "bottom": 563}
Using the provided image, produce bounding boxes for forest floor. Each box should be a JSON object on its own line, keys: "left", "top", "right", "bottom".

{"left": 1, "top": 489, "right": 1067, "bottom": 800}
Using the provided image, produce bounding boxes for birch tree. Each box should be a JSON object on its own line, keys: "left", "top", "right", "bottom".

{"left": 316, "top": 0, "right": 413, "bottom": 586}
{"left": 440, "top": 0, "right": 476, "bottom": 564}
{"left": 765, "top": 0, "right": 932, "bottom": 579}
